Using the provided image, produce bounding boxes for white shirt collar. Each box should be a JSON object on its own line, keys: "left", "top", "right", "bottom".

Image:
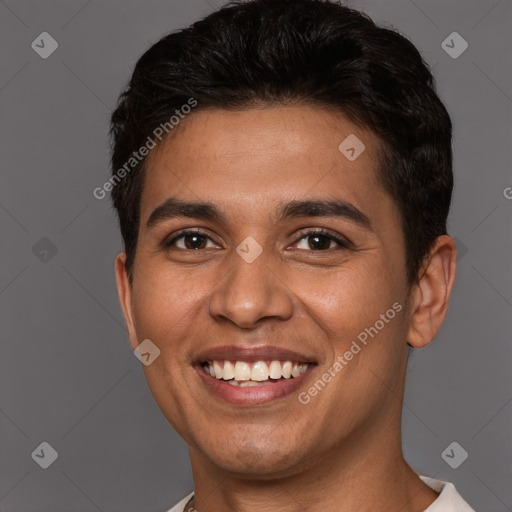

{"left": 420, "top": 475, "right": 476, "bottom": 511}
{"left": 166, "top": 475, "right": 476, "bottom": 512}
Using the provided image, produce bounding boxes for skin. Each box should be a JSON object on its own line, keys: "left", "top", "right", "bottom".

{"left": 115, "top": 105, "right": 457, "bottom": 512}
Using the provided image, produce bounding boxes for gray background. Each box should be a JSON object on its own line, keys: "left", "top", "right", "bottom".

{"left": 1, "top": 0, "right": 511, "bottom": 511}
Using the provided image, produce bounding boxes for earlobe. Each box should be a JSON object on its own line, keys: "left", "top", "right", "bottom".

{"left": 407, "top": 235, "right": 457, "bottom": 349}
{"left": 114, "top": 253, "right": 139, "bottom": 351}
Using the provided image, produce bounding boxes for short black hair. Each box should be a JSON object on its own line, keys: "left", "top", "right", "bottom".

{"left": 110, "top": 0, "right": 453, "bottom": 285}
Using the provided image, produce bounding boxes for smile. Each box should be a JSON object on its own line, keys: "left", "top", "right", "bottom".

{"left": 202, "top": 360, "right": 309, "bottom": 386}
{"left": 196, "top": 362, "right": 314, "bottom": 405}
{"left": 194, "top": 345, "right": 317, "bottom": 405}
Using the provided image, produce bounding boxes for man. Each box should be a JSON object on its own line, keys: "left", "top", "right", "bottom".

{"left": 110, "top": 0, "right": 476, "bottom": 510}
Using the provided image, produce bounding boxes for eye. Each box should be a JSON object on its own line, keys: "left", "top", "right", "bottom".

{"left": 163, "top": 228, "right": 351, "bottom": 252}
{"left": 164, "top": 229, "right": 218, "bottom": 250}
{"left": 292, "top": 229, "right": 351, "bottom": 251}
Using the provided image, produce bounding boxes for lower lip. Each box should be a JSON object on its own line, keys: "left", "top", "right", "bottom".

{"left": 195, "top": 365, "right": 315, "bottom": 405}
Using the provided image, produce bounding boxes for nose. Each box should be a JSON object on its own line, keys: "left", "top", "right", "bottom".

{"left": 208, "top": 247, "right": 294, "bottom": 329}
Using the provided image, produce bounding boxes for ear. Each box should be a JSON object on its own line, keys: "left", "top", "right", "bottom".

{"left": 407, "top": 235, "right": 457, "bottom": 348}
{"left": 115, "top": 253, "right": 139, "bottom": 351}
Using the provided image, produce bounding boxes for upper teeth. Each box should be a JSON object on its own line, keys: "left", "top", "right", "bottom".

{"left": 204, "top": 360, "right": 308, "bottom": 381}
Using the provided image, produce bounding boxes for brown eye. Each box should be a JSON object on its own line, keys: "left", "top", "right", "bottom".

{"left": 294, "top": 229, "right": 350, "bottom": 251}
{"left": 165, "top": 230, "right": 216, "bottom": 250}
{"left": 181, "top": 233, "right": 208, "bottom": 250}
{"left": 304, "top": 234, "right": 334, "bottom": 250}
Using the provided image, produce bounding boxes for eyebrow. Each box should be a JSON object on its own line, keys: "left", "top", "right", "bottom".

{"left": 279, "top": 199, "right": 372, "bottom": 230}
{"left": 146, "top": 197, "right": 373, "bottom": 231}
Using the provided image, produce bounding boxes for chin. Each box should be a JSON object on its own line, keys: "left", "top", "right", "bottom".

{"left": 199, "top": 437, "right": 313, "bottom": 479}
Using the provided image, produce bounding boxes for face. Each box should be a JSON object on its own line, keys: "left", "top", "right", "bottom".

{"left": 116, "top": 106, "right": 414, "bottom": 478}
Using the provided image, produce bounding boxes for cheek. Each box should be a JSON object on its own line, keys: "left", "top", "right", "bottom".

{"left": 130, "top": 264, "right": 223, "bottom": 364}
{"left": 130, "top": 268, "right": 193, "bottom": 344}
{"left": 294, "top": 264, "right": 408, "bottom": 396}
{"left": 294, "top": 264, "right": 399, "bottom": 337}
{"left": 308, "top": 280, "right": 407, "bottom": 417}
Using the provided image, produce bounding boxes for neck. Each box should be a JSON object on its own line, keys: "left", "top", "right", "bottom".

{"left": 187, "top": 421, "right": 438, "bottom": 512}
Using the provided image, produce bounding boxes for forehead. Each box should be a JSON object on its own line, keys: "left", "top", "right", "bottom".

{"left": 141, "top": 106, "right": 392, "bottom": 225}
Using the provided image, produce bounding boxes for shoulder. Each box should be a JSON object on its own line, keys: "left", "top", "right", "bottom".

{"left": 420, "top": 475, "right": 476, "bottom": 511}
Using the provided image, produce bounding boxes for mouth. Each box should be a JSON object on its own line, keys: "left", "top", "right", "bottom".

{"left": 201, "top": 360, "right": 309, "bottom": 386}
{"left": 194, "top": 346, "right": 317, "bottom": 405}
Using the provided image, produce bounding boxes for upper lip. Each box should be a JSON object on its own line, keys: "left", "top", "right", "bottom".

{"left": 194, "top": 345, "right": 317, "bottom": 364}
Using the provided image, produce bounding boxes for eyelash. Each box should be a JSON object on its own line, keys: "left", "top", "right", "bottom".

{"left": 163, "top": 228, "right": 352, "bottom": 251}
